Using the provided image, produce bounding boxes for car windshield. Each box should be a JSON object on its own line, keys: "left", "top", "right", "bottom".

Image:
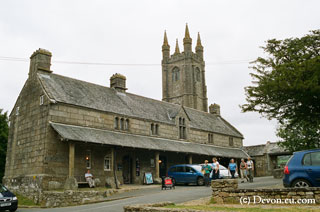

{"left": 0, "top": 184, "right": 8, "bottom": 192}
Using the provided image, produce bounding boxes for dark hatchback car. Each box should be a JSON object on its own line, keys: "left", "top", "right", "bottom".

{"left": 283, "top": 149, "right": 320, "bottom": 188}
{"left": 168, "top": 164, "right": 204, "bottom": 186}
{"left": 0, "top": 184, "right": 18, "bottom": 212}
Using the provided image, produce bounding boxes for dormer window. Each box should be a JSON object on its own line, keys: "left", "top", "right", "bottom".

{"left": 179, "top": 117, "right": 186, "bottom": 139}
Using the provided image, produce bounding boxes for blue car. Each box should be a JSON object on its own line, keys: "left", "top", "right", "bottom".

{"left": 283, "top": 149, "right": 320, "bottom": 187}
{"left": 168, "top": 164, "right": 204, "bottom": 186}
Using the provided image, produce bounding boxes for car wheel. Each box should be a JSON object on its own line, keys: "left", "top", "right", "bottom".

{"left": 10, "top": 208, "right": 17, "bottom": 212}
{"left": 292, "top": 179, "right": 311, "bottom": 188}
{"left": 197, "top": 177, "right": 204, "bottom": 186}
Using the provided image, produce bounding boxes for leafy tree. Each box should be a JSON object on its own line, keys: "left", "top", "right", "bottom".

{"left": 0, "top": 109, "right": 9, "bottom": 182}
{"left": 242, "top": 30, "right": 320, "bottom": 151}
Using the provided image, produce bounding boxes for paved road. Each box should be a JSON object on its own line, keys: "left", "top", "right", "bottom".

{"left": 15, "top": 176, "right": 281, "bottom": 212}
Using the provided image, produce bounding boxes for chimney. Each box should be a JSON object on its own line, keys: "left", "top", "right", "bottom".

{"left": 209, "top": 103, "right": 220, "bottom": 115}
{"left": 110, "top": 73, "right": 127, "bottom": 92}
{"left": 29, "top": 48, "right": 52, "bottom": 78}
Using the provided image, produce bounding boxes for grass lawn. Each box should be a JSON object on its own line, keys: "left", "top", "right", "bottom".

{"left": 164, "top": 204, "right": 320, "bottom": 212}
{"left": 15, "top": 193, "right": 39, "bottom": 206}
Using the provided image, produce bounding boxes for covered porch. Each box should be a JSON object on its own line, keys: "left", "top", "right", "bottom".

{"left": 50, "top": 122, "right": 249, "bottom": 187}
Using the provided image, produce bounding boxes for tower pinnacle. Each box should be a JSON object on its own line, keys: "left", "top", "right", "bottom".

{"left": 162, "top": 30, "right": 170, "bottom": 59}
{"left": 163, "top": 30, "right": 169, "bottom": 47}
{"left": 174, "top": 39, "right": 180, "bottom": 55}
{"left": 183, "top": 24, "right": 192, "bottom": 52}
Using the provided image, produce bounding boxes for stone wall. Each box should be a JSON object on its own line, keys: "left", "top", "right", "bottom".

{"left": 124, "top": 202, "right": 194, "bottom": 212}
{"left": 9, "top": 186, "right": 118, "bottom": 208}
{"left": 211, "top": 179, "right": 320, "bottom": 204}
{"left": 4, "top": 74, "right": 51, "bottom": 181}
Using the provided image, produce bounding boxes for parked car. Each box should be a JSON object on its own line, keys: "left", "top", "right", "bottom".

{"left": 211, "top": 164, "right": 239, "bottom": 179}
{"left": 200, "top": 164, "right": 239, "bottom": 179}
{"left": 283, "top": 148, "right": 320, "bottom": 188}
{"left": 167, "top": 164, "right": 204, "bottom": 186}
{"left": 0, "top": 184, "right": 18, "bottom": 212}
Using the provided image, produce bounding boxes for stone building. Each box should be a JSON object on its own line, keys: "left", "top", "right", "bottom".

{"left": 244, "top": 141, "right": 291, "bottom": 177}
{"left": 4, "top": 25, "right": 247, "bottom": 190}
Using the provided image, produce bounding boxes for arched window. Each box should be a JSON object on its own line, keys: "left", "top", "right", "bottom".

{"left": 172, "top": 67, "right": 180, "bottom": 82}
{"left": 120, "top": 118, "right": 124, "bottom": 130}
{"left": 114, "top": 117, "right": 119, "bottom": 129}
{"left": 125, "top": 119, "right": 129, "bottom": 131}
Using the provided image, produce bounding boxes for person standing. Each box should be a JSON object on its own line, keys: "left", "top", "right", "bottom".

{"left": 228, "top": 159, "right": 237, "bottom": 179}
{"left": 246, "top": 157, "right": 254, "bottom": 183}
{"left": 201, "top": 160, "right": 212, "bottom": 187}
{"left": 239, "top": 158, "right": 249, "bottom": 183}
{"left": 211, "top": 157, "right": 220, "bottom": 180}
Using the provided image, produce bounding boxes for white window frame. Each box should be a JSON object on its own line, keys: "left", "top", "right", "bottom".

{"left": 104, "top": 155, "right": 111, "bottom": 171}
{"left": 40, "top": 95, "right": 44, "bottom": 105}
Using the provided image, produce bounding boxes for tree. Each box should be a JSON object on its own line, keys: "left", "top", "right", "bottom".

{"left": 242, "top": 30, "right": 320, "bottom": 151}
{"left": 0, "top": 109, "right": 9, "bottom": 182}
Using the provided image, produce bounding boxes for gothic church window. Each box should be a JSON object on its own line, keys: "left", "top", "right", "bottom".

{"left": 179, "top": 117, "right": 186, "bottom": 139}
{"left": 172, "top": 67, "right": 180, "bottom": 82}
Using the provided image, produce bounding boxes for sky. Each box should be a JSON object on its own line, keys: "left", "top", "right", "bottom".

{"left": 0, "top": 0, "right": 319, "bottom": 146}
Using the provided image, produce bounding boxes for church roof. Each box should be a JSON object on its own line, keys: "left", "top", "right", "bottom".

{"left": 51, "top": 122, "right": 248, "bottom": 158}
{"left": 38, "top": 73, "right": 243, "bottom": 138}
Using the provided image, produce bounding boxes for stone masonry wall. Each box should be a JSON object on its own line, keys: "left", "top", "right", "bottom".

{"left": 4, "top": 74, "right": 50, "bottom": 183}
{"left": 211, "top": 179, "right": 320, "bottom": 204}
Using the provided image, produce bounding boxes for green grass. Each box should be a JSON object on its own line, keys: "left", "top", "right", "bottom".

{"left": 15, "top": 193, "right": 39, "bottom": 206}
{"left": 164, "top": 205, "right": 320, "bottom": 212}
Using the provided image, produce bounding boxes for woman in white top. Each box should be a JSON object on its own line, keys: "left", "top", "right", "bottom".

{"left": 211, "top": 157, "right": 220, "bottom": 180}
{"left": 246, "top": 157, "right": 254, "bottom": 183}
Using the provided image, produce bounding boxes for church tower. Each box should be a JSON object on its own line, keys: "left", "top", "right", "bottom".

{"left": 162, "top": 24, "right": 208, "bottom": 112}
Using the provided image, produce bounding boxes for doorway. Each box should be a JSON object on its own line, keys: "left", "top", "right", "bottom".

{"left": 159, "top": 155, "right": 167, "bottom": 178}
{"left": 122, "top": 155, "right": 133, "bottom": 184}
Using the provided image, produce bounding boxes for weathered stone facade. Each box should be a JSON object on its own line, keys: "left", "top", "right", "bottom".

{"left": 244, "top": 142, "right": 291, "bottom": 177}
{"left": 162, "top": 25, "right": 208, "bottom": 112}
{"left": 211, "top": 179, "right": 320, "bottom": 204}
{"left": 4, "top": 27, "right": 246, "bottom": 194}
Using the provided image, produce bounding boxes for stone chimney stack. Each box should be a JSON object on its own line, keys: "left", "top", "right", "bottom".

{"left": 110, "top": 73, "right": 127, "bottom": 93}
{"left": 29, "top": 48, "right": 52, "bottom": 78}
{"left": 209, "top": 103, "right": 220, "bottom": 115}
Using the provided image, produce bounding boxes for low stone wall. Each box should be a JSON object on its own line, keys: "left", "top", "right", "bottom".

{"left": 211, "top": 179, "right": 320, "bottom": 204}
{"left": 7, "top": 185, "right": 119, "bottom": 207}
{"left": 124, "top": 202, "right": 201, "bottom": 212}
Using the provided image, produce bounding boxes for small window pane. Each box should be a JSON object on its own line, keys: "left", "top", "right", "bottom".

{"left": 311, "top": 152, "right": 320, "bottom": 166}
{"left": 303, "top": 153, "right": 311, "bottom": 166}
{"left": 114, "top": 117, "right": 119, "bottom": 129}
{"left": 104, "top": 156, "right": 111, "bottom": 171}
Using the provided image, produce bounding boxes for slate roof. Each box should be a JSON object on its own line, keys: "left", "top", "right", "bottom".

{"left": 38, "top": 73, "right": 243, "bottom": 138}
{"left": 51, "top": 122, "right": 248, "bottom": 158}
{"left": 244, "top": 142, "right": 289, "bottom": 157}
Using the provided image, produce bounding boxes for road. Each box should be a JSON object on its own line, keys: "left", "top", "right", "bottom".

{"left": 15, "top": 176, "right": 281, "bottom": 212}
